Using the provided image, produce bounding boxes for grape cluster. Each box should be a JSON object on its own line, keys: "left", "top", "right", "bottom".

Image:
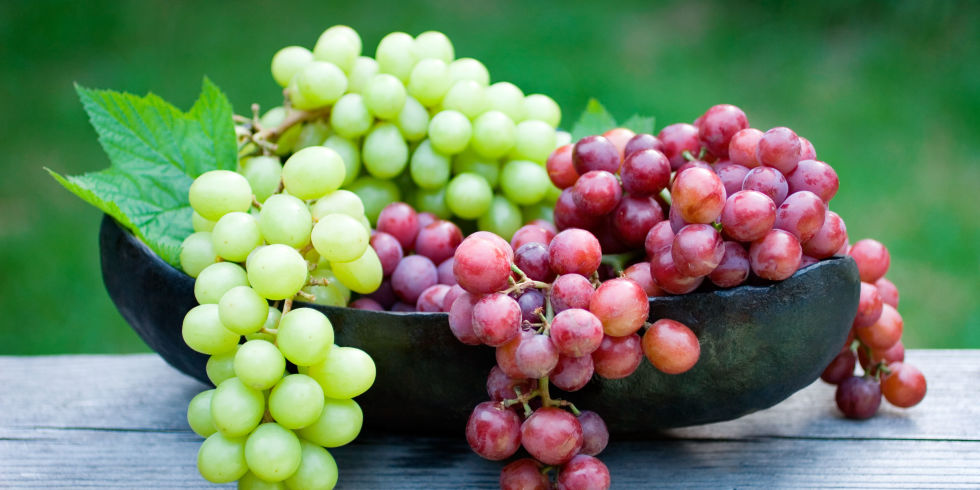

{"left": 447, "top": 228, "right": 700, "bottom": 489}
{"left": 822, "top": 238, "right": 926, "bottom": 419}
{"left": 253, "top": 25, "right": 565, "bottom": 239}
{"left": 178, "top": 157, "right": 379, "bottom": 487}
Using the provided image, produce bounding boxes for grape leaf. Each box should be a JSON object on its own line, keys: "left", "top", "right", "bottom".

{"left": 46, "top": 77, "right": 237, "bottom": 267}
{"left": 570, "top": 99, "right": 617, "bottom": 140}
{"left": 620, "top": 114, "right": 656, "bottom": 135}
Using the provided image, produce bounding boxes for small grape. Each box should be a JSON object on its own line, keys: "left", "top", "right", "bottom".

{"left": 521, "top": 407, "right": 583, "bottom": 465}
{"left": 756, "top": 127, "right": 801, "bottom": 174}
{"left": 277, "top": 308, "right": 334, "bottom": 366}
{"left": 292, "top": 61, "right": 347, "bottom": 109}
{"left": 477, "top": 195, "right": 524, "bottom": 240}
{"left": 550, "top": 274, "right": 595, "bottom": 313}
{"left": 330, "top": 93, "right": 374, "bottom": 139}
{"left": 881, "top": 362, "right": 927, "bottom": 408}
{"left": 312, "top": 213, "right": 369, "bottom": 263}
{"left": 187, "top": 389, "right": 217, "bottom": 438}
{"left": 395, "top": 95, "right": 430, "bottom": 141}
{"left": 244, "top": 423, "right": 302, "bottom": 482}
{"left": 347, "top": 56, "right": 379, "bottom": 94}
{"left": 197, "top": 432, "right": 248, "bottom": 483}
{"left": 835, "top": 376, "right": 882, "bottom": 420}
{"left": 742, "top": 166, "right": 789, "bottom": 206}
{"left": 409, "top": 139, "right": 452, "bottom": 189}
{"left": 849, "top": 239, "right": 891, "bottom": 283}
{"left": 407, "top": 58, "right": 451, "bottom": 107}
{"left": 642, "top": 319, "right": 700, "bottom": 374}
{"left": 189, "top": 170, "right": 253, "bottom": 221}
{"left": 282, "top": 146, "right": 346, "bottom": 200}
{"left": 413, "top": 30, "right": 454, "bottom": 63}
{"left": 307, "top": 345, "right": 376, "bottom": 399}
{"left": 466, "top": 401, "right": 522, "bottom": 461}
{"left": 210, "top": 377, "right": 264, "bottom": 438}
{"left": 472, "top": 293, "right": 522, "bottom": 347}
{"left": 428, "top": 110, "right": 472, "bottom": 155}
{"left": 297, "top": 398, "right": 364, "bottom": 448}
{"left": 247, "top": 245, "right": 308, "bottom": 300}
{"left": 453, "top": 235, "right": 514, "bottom": 295}
{"left": 697, "top": 104, "right": 748, "bottom": 158}
{"left": 180, "top": 231, "right": 218, "bottom": 278}
{"left": 446, "top": 173, "right": 493, "bottom": 219}
{"left": 313, "top": 25, "right": 362, "bottom": 73}
{"left": 472, "top": 111, "right": 517, "bottom": 159}
{"left": 284, "top": 441, "right": 338, "bottom": 490}
{"left": 592, "top": 333, "right": 643, "bottom": 379}
{"left": 268, "top": 374, "right": 325, "bottom": 429}
{"left": 557, "top": 454, "right": 611, "bottom": 490}
{"left": 548, "top": 229, "right": 602, "bottom": 277}
{"left": 448, "top": 57, "right": 490, "bottom": 85}
{"left": 362, "top": 122, "right": 409, "bottom": 178}
{"left": 271, "top": 46, "right": 313, "bottom": 87}
{"left": 258, "top": 194, "right": 313, "bottom": 249}
{"left": 524, "top": 93, "right": 561, "bottom": 127}
{"left": 375, "top": 31, "right": 417, "bottom": 82}
{"left": 549, "top": 354, "right": 594, "bottom": 392}
{"left": 500, "top": 458, "right": 549, "bottom": 490}
{"left": 657, "top": 123, "right": 701, "bottom": 170}
{"left": 234, "top": 339, "right": 285, "bottom": 390}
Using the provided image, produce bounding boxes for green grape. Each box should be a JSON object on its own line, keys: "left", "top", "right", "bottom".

{"left": 471, "top": 110, "right": 516, "bottom": 159}
{"left": 295, "top": 120, "right": 332, "bottom": 150}
{"left": 413, "top": 186, "right": 452, "bottom": 219}
{"left": 240, "top": 156, "right": 283, "bottom": 204}
{"left": 207, "top": 346, "right": 239, "bottom": 386}
{"left": 329, "top": 93, "right": 373, "bottom": 139}
{"left": 485, "top": 82, "right": 526, "bottom": 122}
{"left": 448, "top": 57, "right": 489, "bottom": 86}
{"left": 219, "top": 286, "right": 270, "bottom": 335}
{"left": 312, "top": 25, "right": 361, "bottom": 73}
{"left": 395, "top": 95, "right": 429, "bottom": 142}
{"left": 238, "top": 471, "right": 286, "bottom": 490}
{"left": 180, "top": 231, "right": 218, "bottom": 278}
{"left": 260, "top": 107, "right": 303, "bottom": 156}
{"left": 277, "top": 308, "right": 334, "bottom": 366}
{"left": 409, "top": 139, "right": 451, "bottom": 189}
{"left": 192, "top": 211, "right": 216, "bottom": 233}
{"left": 522, "top": 201, "right": 554, "bottom": 224}
{"left": 187, "top": 389, "right": 217, "bottom": 438}
{"left": 413, "top": 30, "right": 454, "bottom": 63}
{"left": 300, "top": 267, "right": 351, "bottom": 307}
{"left": 284, "top": 441, "right": 338, "bottom": 490}
{"left": 211, "top": 212, "right": 263, "bottom": 263}
{"left": 308, "top": 346, "right": 376, "bottom": 399}
{"left": 346, "top": 56, "right": 378, "bottom": 94}
{"left": 442, "top": 80, "right": 486, "bottom": 119}
{"left": 245, "top": 308, "right": 280, "bottom": 343}
{"left": 195, "top": 262, "right": 249, "bottom": 305}
{"left": 511, "top": 120, "right": 557, "bottom": 164}
{"left": 234, "top": 340, "right": 286, "bottom": 391}
{"left": 524, "top": 94, "right": 562, "bottom": 127}
{"left": 182, "top": 304, "right": 241, "bottom": 355}
{"left": 330, "top": 246, "right": 383, "bottom": 294}
{"left": 189, "top": 170, "right": 253, "bottom": 221}
{"left": 211, "top": 377, "right": 265, "bottom": 438}
{"left": 363, "top": 74, "right": 406, "bottom": 120}
{"left": 197, "top": 432, "right": 248, "bottom": 483}
{"left": 555, "top": 130, "right": 573, "bottom": 148}
{"left": 375, "top": 31, "right": 417, "bottom": 83}
{"left": 452, "top": 149, "right": 500, "bottom": 188}
{"left": 500, "top": 159, "right": 549, "bottom": 205}
{"left": 428, "top": 110, "right": 472, "bottom": 154}
{"left": 247, "top": 244, "right": 309, "bottom": 301}
{"left": 258, "top": 194, "right": 313, "bottom": 249}
{"left": 282, "top": 146, "right": 346, "bottom": 200}
{"left": 544, "top": 181, "right": 561, "bottom": 204}
{"left": 311, "top": 213, "right": 369, "bottom": 262}
{"left": 292, "top": 61, "right": 348, "bottom": 110}
{"left": 310, "top": 189, "right": 365, "bottom": 221}
{"left": 446, "top": 173, "right": 493, "bottom": 219}
{"left": 271, "top": 46, "right": 314, "bottom": 88}
{"left": 322, "top": 135, "right": 361, "bottom": 186}
{"left": 407, "top": 58, "right": 451, "bottom": 107}
{"left": 362, "top": 122, "right": 409, "bottom": 178}
{"left": 269, "top": 374, "right": 325, "bottom": 429}
{"left": 477, "top": 195, "right": 522, "bottom": 240}
{"left": 245, "top": 423, "right": 302, "bottom": 483}
{"left": 346, "top": 176, "right": 401, "bottom": 224}
{"left": 297, "top": 398, "right": 363, "bottom": 448}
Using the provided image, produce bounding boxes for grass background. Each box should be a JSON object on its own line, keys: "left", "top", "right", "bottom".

{"left": 1, "top": 0, "right": 977, "bottom": 353}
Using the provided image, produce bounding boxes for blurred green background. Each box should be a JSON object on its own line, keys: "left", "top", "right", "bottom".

{"left": 1, "top": 0, "right": 977, "bottom": 354}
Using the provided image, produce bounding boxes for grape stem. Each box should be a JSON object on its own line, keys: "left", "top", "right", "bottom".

{"left": 251, "top": 196, "right": 263, "bottom": 210}
{"left": 681, "top": 149, "right": 697, "bottom": 162}
{"left": 307, "top": 277, "right": 330, "bottom": 287}
{"left": 281, "top": 298, "right": 293, "bottom": 316}
{"left": 295, "top": 290, "right": 316, "bottom": 302}
{"left": 503, "top": 263, "right": 551, "bottom": 296}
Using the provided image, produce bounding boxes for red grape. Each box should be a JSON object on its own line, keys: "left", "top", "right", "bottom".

{"left": 517, "top": 289, "right": 546, "bottom": 324}
{"left": 472, "top": 293, "right": 522, "bottom": 347}
{"left": 414, "top": 220, "right": 463, "bottom": 264}
{"left": 442, "top": 284, "right": 466, "bottom": 312}
{"left": 714, "top": 160, "right": 751, "bottom": 197}
{"left": 454, "top": 236, "right": 513, "bottom": 294}
{"left": 644, "top": 220, "right": 676, "bottom": 258}
{"left": 576, "top": 411, "right": 609, "bottom": 456}
{"left": 466, "top": 401, "right": 522, "bottom": 460}
{"left": 367, "top": 278, "right": 397, "bottom": 309}
{"left": 787, "top": 159, "right": 839, "bottom": 203}
{"left": 698, "top": 104, "right": 749, "bottom": 158}
{"left": 742, "top": 165, "right": 789, "bottom": 206}
{"left": 416, "top": 284, "right": 450, "bottom": 312}
{"left": 350, "top": 297, "right": 384, "bottom": 311}
{"left": 612, "top": 195, "right": 664, "bottom": 248}
{"left": 521, "top": 407, "right": 584, "bottom": 465}
{"left": 709, "top": 241, "right": 750, "bottom": 288}
{"left": 515, "top": 242, "right": 557, "bottom": 283}
{"left": 855, "top": 303, "right": 902, "bottom": 350}
{"left": 549, "top": 229, "right": 602, "bottom": 277}
{"left": 572, "top": 170, "right": 622, "bottom": 216}
{"left": 821, "top": 349, "right": 857, "bottom": 384}
{"left": 668, "top": 204, "right": 688, "bottom": 233}
{"left": 551, "top": 308, "right": 604, "bottom": 357}
{"left": 550, "top": 354, "right": 594, "bottom": 392}
{"left": 449, "top": 292, "right": 481, "bottom": 345}
{"left": 623, "top": 262, "right": 664, "bottom": 297}
{"left": 624, "top": 132, "right": 664, "bottom": 158}
{"left": 416, "top": 211, "right": 437, "bottom": 231}
{"left": 720, "top": 190, "right": 776, "bottom": 242}
{"left": 500, "top": 458, "right": 549, "bottom": 490}
{"left": 602, "top": 127, "right": 636, "bottom": 162}
{"left": 749, "top": 229, "right": 802, "bottom": 281}
{"left": 756, "top": 126, "right": 801, "bottom": 174}
{"left": 774, "top": 191, "right": 827, "bottom": 243}
{"left": 671, "top": 160, "right": 714, "bottom": 190}
{"left": 554, "top": 188, "right": 601, "bottom": 231}
{"left": 875, "top": 277, "right": 899, "bottom": 308}
{"left": 802, "top": 210, "right": 847, "bottom": 259}
{"left": 671, "top": 224, "right": 725, "bottom": 278}
{"left": 859, "top": 340, "right": 905, "bottom": 373}
{"left": 835, "top": 376, "right": 881, "bottom": 420}
{"left": 558, "top": 454, "right": 611, "bottom": 490}
{"left": 377, "top": 202, "right": 419, "bottom": 250}
{"left": 467, "top": 231, "right": 515, "bottom": 262}
{"left": 547, "top": 144, "right": 579, "bottom": 189}
{"left": 437, "top": 257, "right": 456, "bottom": 285}
{"left": 881, "top": 362, "right": 926, "bottom": 408}
{"left": 391, "top": 255, "right": 438, "bottom": 304}
{"left": 511, "top": 223, "right": 556, "bottom": 250}
{"left": 592, "top": 333, "right": 643, "bottom": 379}
{"left": 657, "top": 123, "right": 701, "bottom": 170}
{"left": 516, "top": 334, "right": 560, "bottom": 378}
{"left": 849, "top": 239, "right": 891, "bottom": 283}
{"left": 370, "top": 231, "right": 404, "bottom": 277}
{"left": 487, "top": 366, "right": 538, "bottom": 402}
{"left": 642, "top": 319, "right": 700, "bottom": 374}
{"left": 550, "top": 274, "right": 596, "bottom": 313}
{"left": 728, "top": 128, "right": 763, "bottom": 168}
{"left": 589, "top": 278, "right": 649, "bottom": 337}
{"left": 496, "top": 330, "right": 532, "bottom": 379}
{"left": 572, "top": 135, "right": 619, "bottom": 174}
{"left": 799, "top": 136, "right": 817, "bottom": 160}
{"left": 671, "top": 167, "right": 727, "bottom": 224}
{"left": 621, "top": 149, "right": 671, "bottom": 197}
{"left": 853, "top": 282, "right": 884, "bottom": 328}
{"left": 650, "top": 249, "right": 704, "bottom": 294}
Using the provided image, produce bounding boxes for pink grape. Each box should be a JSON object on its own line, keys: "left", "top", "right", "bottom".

{"left": 881, "top": 362, "right": 927, "bottom": 408}
{"left": 367, "top": 278, "right": 397, "bottom": 308}
{"left": 798, "top": 254, "right": 819, "bottom": 269}
{"left": 572, "top": 170, "right": 622, "bottom": 216}
{"left": 472, "top": 293, "right": 522, "bottom": 347}
{"left": 821, "top": 348, "right": 857, "bottom": 384}
{"left": 515, "top": 334, "right": 560, "bottom": 378}
{"left": 855, "top": 303, "right": 902, "bottom": 351}
{"left": 391, "top": 302, "right": 415, "bottom": 312}
{"left": 517, "top": 289, "right": 546, "bottom": 324}
{"left": 709, "top": 241, "right": 750, "bottom": 288}
{"left": 623, "top": 262, "right": 665, "bottom": 297}
{"left": 720, "top": 190, "right": 776, "bottom": 242}
{"left": 370, "top": 231, "right": 404, "bottom": 277}
{"left": 592, "top": 333, "right": 643, "bottom": 379}
{"left": 442, "top": 284, "right": 466, "bottom": 312}
{"left": 774, "top": 190, "right": 827, "bottom": 242}
{"left": 454, "top": 236, "right": 513, "bottom": 294}
{"left": 643, "top": 319, "right": 700, "bottom": 374}
{"left": 448, "top": 292, "right": 481, "bottom": 345}
{"left": 558, "top": 454, "right": 611, "bottom": 490}
{"left": 621, "top": 149, "right": 671, "bottom": 196}
{"left": 548, "top": 229, "right": 602, "bottom": 277}
{"left": 416, "top": 211, "right": 437, "bottom": 230}
{"left": 668, "top": 205, "right": 688, "bottom": 234}
{"left": 835, "top": 376, "right": 881, "bottom": 420}
{"left": 437, "top": 257, "right": 456, "bottom": 285}
{"left": 657, "top": 122, "right": 701, "bottom": 170}
{"left": 589, "top": 278, "right": 650, "bottom": 337}
{"left": 496, "top": 330, "right": 532, "bottom": 379}
{"left": 602, "top": 127, "right": 636, "bottom": 161}
{"left": 875, "top": 277, "right": 899, "bottom": 308}
{"left": 802, "top": 210, "right": 847, "bottom": 259}
{"left": 624, "top": 133, "right": 664, "bottom": 158}
{"left": 742, "top": 165, "right": 789, "bottom": 206}
{"left": 728, "top": 128, "right": 763, "bottom": 168}
{"left": 554, "top": 188, "right": 601, "bottom": 231}
{"left": 756, "top": 126, "right": 801, "bottom": 174}
{"left": 487, "top": 366, "right": 538, "bottom": 402}
{"left": 416, "top": 284, "right": 450, "bottom": 312}
{"left": 550, "top": 308, "right": 604, "bottom": 357}
{"left": 849, "top": 239, "right": 891, "bottom": 283}
{"left": 577, "top": 411, "right": 609, "bottom": 456}
{"left": 391, "top": 255, "right": 438, "bottom": 304}
{"left": 714, "top": 160, "right": 751, "bottom": 197}
{"left": 650, "top": 249, "right": 704, "bottom": 295}
{"left": 787, "top": 159, "right": 839, "bottom": 202}
{"left": 859, "top": 340, "right": 906, "bottom": 374}
{"left": 853, "top": 282, "right": 884, "bottom": 328}
{"left": 514, "top": 242, "right": 557, "bottom": 283}
{"left": 350, "top": 297, "right": 384, "bottom": 311}
{"left": 520, "top": 407, "right": 584, "bottom": 465}
{"left": 671, "top": 160, "right": 713, "bottom": 188}
{"left": 644, "top": 220, "right": 676, "bottom": 257}
{"left": 589, "top": 220, "right": 630, "bottom": 255}
{"left": 547, "top": 144, "right": 579, "bottom": 189}
{"left": 377, "top": 202, "right": 419, "bottom": 250}
{"left": 550, "top": 274, "right": 596, "bottom": 313}
{"left": 671, "top": 224, "right": 725, "bottom": 278}
{"left": 466, "top": 401, "right": 522, "bottom": 460}
{"left": 572, "top": 135, "right": 620, "bottom": 174}
{"left": 749, "top": 229, "right": 802, "bottom": 281}
{"left": 414, "top": 220, "right": 463, "bottom": 264}
{"left": 697, "top": 104, "right": 749, "bottom": 158}
{"left": 612, "top": 195, "right": 664, "bottom": 248}
{"left": 500, "top": 458, "right": 550, "bottom": 490}
{"left": 550, "top": 354, "right": 594, "bottom": 392}
{"left": 530, "top": 219, "right": 558, "bottom": 236}
{"left": 799, "top": 136, "right": 817, "bottom": 160}
{"left": 670, "top": 167, "right": 727, "bottom": 224}
{"left": 511, "top": 224, "right": 556, "bottom": 250}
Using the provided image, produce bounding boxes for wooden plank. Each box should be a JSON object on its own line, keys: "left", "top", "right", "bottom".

{"left": 0, "top": 351, "right": 977, "bottom": 489}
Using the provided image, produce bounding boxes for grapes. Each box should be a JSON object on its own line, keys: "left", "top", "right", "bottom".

{"left": 621, "top": 149, "right": 671, "bottom": 197}
{"left": 524, "top": 94, "right": 562, "bottom": 127}
{"left": 855, "top": 303, "right": 903, "bottom": 350}
{"left": 549, "top": 354, "right": 594, "bottom": 392}
{"left": 572, "top": 135, "right": 619, "bottom": 174}
{"left": 515, "top": 334, "right": 560, "bottom": 378}
{"left": 720, "top": 190, "right": 776, "bottom": 242}
{"left": 642, "top": 319, "right": 700, "bottom": 374}
{"left": 821, "top": 349, "right": 857, "bottom": 385}
{"left": 671, "top": 167, "right": 726, "bottom": 224}
{"left": 548, "top": 229, "right": 601, "bottom": 277}
{"left": 377, "top": 202, "right": 419, "bottom": 250}
{"left": 671, "top": 224, "right": 725, "bottom": 278}
{"left": 281, "top": 146, "right": 346, "bottom": 200}
{"left": 576, "top": 411, "right": 609, "bottom": 456}
{"left": 187, "top": 389, "right": 218, "bottom": 438}
{"left": 501, "top": 159, "right": 551, "bottom": 206}
{"left": 876, "top": 277, "right": 899, "bottom": 307}
{"left": 728, "top": 128, "right": 763, "bottom": 168}
{"left": 748, "top": 229, "right": 802, "bottom": 281}
{"left": 835, "top": 376, "right": 882, "bottom": 420}
{"left": 571, "top": 170, "right": 621, "bottom": 216}
{"left": 849, "top": 238, "right": 891, "bottom": 283}
{"left": 449, "top": 57, "right": 490, "bottom": 85}
{"left": 284, "top": 441, "right": 339, "bottom": 490}
{"left": 802, "top": 210, "right": 847, "bottom": 259}
{"left": 362, "top": 122, "right": 409, "bottom": 178}
{"left": 429, "top": 110, "right": 473, "bottom": 154}
{"left": 697, "top": 104, "right": 748, "bottom": 158}
{"left": 466, "top": 401, "right": 522, "bottom": 461}
{"left": 234, "top": 340, "right": 286, "bottom": 390}
{"left": 308, "top": 346, "right": 376, "bottom": 399}
{"left": 485, "top": 82, "right": 526, "bottom": 121}
{"left": 547, "top": 144, "right": 579, "bottom": 189}
{"left": 454, "top": 235, "right": 513, "bottom": 294}
{"left": 472, "top": 293, "right": 522, "bottom": 347}
{"left": 277, "top": 308, "right": 334, "bottom": 366}
{"left": 391, "top": 255, "right": 438, "bottom": 304}
{"left": 407, "top": 58, "right": 451, "bottom": 107}
{"left": 330, "top": 93, "right": 373, "bottom": 139}
{"left": 197, "top": 432, "right": 248, "bottom": 483}
{"left": 244, "top": 423, "right": 302, "bottom": 482}
{"left": 708, "top": 241, "right": 750, "bottom": 288}
{"left": 189, "top": 170, "right": 253, "bottom": 221}
{"left": 592, "top": 333, "right": 643, "bottom": 379}
{"left": 657, "top": 123, "right": 700, "bottom": 170}
{"left": 550, "top": 309, "right": 604, "bottom": 358}
{"left": 521, "top": 407, "right": 583, "bottom": 465}
{"left": 853, "top": 282, "right": 884, "bottom": 328}
{"left": 312, "top": 213, "right": 369, "bottom": 262}
{"left": 472, "top": 111, "right": 517, "bottom": 159}
{"left": 881, "top": 362, "right": 927, "bottom": 408}
{"left": 247, "top": 245, "right": 308, "bottom": 300}
{"left": 271, "top": 46, "right": 313, "bottom": 87}
{"left": 298, "top": 398, "right": 364, "bottom": 448}
{"left": 211, "top": 377, "right": 265, "bottom": 438}
{"left": 258, "top": 194, "right": 313, "bottom": 249}
{"left": 773, "top": 190, "right": 827, "bottom": 243}
{"left": 268, "top": 374, "right": 325, "bottom": 429}
{"left": 500, "top": 458, "right": 549, "bottom": 490}
{"left": 589, "top": 278, "right": 649, "bottom": 337}
{"left": 415, "top": 220, "right": 463, "bottom": 264}
{"left": 742, "top": 166, "right": 789, "bottom": 206}
{"left": 182, "top": 304, "right": 240, "bottom": 356}
{"left": 787, "top": 159, "right": 839, "bottom": 202}
{"left": 292, "top": 61, "right": 347, "bottom": 109}
{"left": 756, "top": 127, "right": 801, "bottom": 174}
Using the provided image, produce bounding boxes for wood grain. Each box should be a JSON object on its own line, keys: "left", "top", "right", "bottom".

{"left": 0, "top": 350, "right": 976, "bottom": 488}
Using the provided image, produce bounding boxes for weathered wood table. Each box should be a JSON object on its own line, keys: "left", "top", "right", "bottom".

{"left": 1, "top": 350, "right": 976, "bottom": 488}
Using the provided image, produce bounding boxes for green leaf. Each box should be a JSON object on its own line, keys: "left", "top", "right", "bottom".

{"left": 48, "top": 78, "right": 237, "bottom": 267}
{"left": 570, "top": 98, "right": 617, "bottom": 140}
{"left": 620, "top": 114, "right": 656, "bottom": 135}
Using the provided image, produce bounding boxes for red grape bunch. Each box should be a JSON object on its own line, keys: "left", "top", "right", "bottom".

{"left": 448, "top": 226, "right": 701, "bottom": 489}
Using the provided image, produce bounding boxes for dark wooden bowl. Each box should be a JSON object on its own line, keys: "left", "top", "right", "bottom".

{"left": 99, "top": 215, "right": 859, "bottom": 436}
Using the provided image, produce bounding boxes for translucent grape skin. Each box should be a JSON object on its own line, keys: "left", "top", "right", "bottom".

{"left": 643, "top": 319, "right": 700, "bottom": 374}
{"left": 442, "top": 284, "right": 466, "bottom": 312}
{"left": 835, "top": 376, "right": 882, "bottom": 420}
{"left": 550, "top": 274, "right": 596, "bottom": 313}
{"left": 621, "top": 149, "right": 671, "bottom": 197}
{"left": 774, "top": 190, "right": 827, "bottom": 243}
{"left": 589, "top": 278, "right": 649, "bottom": 337}
{"left": 671, "top": 167, "right": 727, "bottom": 224}
{"left": 577, "top": 410, "right": 609, "bottom": 456}
{"left": 881, "top": 362, "right": 927, "bottom": 408}
{"left": 602, "top": 127, "right": 636, "bottom": 161}
{"left": 572, "top": 135, "right": 620, "bottom": 174}
{"left": 414, "top": 220, "right": 463, "bottom": 264}
{"left": 521, "top": 407, "right": 584, "bottom": 465}
{"left": 849, "top": 239, "right": 891, "bottom": 283}
{"left": 821, "top": 349, "right": 857, "bottom": 384}
{"left": 377, "top": 202, "right": 419, "bottom": 250}
{"left": 644, "top": 220, "right": 676, "bottom": 257}
{"left": 472, "top": 293, "right": 522, "bottom": 347}
{"left": 671, "top": 224, "right": 725, "bottom": 278}
{"left": 500, "top": 458, "right": 550, "bottom": 490}
{"left": 548, "top": 228, "right": 602, "bottom": 277}
{"left": 799, "top": 136, "right": 817, "bottom": 160}
{"left": 720, "top": 190, "right": 776, "bottom": 242}
{"left": 496, "top": 330, "right": 532, "bottom": 379}
{"left": 697, "top": 104, "right": 749, "bottom": 158}
{"left": 437, "top": 258, "right": 456, "bottom": 286}
{"left": 558, "top": 454, "right": 612, "bottom": 490}
{"left": 853, "top": 282, "right": 884, "bottom": 328}
{"left": 709, "top": 241, "right": 750, "bottom": 288}
{"left": 391, "top": 255, "right": 438, "bottom": 304}
{"left": 547, "top": 144, "right": 580, "bottom": 189}
{"left": 466, "top": 401, "right": 522, "bottom": 461}
{"left": 196, "top": 432, "right": 248, "bottom": 483}
{"left": 787, "top": 159, "right": 839, "bottom": 203}
{"left": 742, "top": 165, "right": 789, "bottom": 206}
{"left": 516, "top": 289, "right": 546, "bottom": 325}
{"left": 243, "top": 422, "right": 302, "bottom": 482}
{"left": 756, "top": 126, "right": 802, "bottom": 174}
{"left": 860, "top": 340, "right": 905, "bottom": 373}
{"left": 453, "top": 235, "right": 513, "bottom": 295}
{"left": 549, "top": 354, "right": 594, "bottom": 392}
{"left": 749, "top": 229, "right": 802, "bottom": 281}
{"left": 728, "top": 128, "right": 763, "bottom": 168}
{"left": 802, "top": 210, "right": 847, "bottom": 259}
{"left": 572, "top": 170, "right": 622, "bottom": 216}
{"left": 550, "top": 308, "right": 604, "bottom": 357}
{"left": 658, "top": 123, "right": 701, "bottom": 170}
{"left": 553, "top": 188, "right": 600, "bottom": 231}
